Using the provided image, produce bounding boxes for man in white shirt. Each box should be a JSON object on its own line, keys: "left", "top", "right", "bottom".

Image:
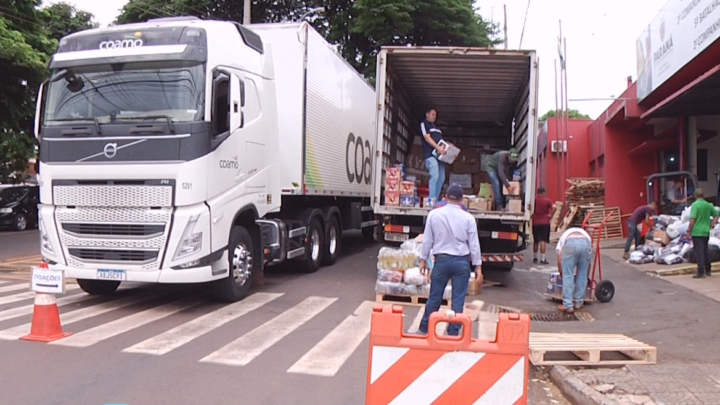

{"left": 418, "top": 183, "right": 483, "bottom": 336}
{"left": 556, "top": 227, "right": 592, "bottom": 313}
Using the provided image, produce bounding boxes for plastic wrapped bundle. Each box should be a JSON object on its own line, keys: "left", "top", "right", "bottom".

{"left": 655, "top": 253, "right": 684, "bottom": 265}
{"left": 628, "top": 251, "right": 647, "bottom": 264}
{"left": 377, "top": 269, "right": 403, "bottom": 283}
{"left": 681, "top": 206, "right": 692, "bottom": 223}
{"left": 375, "top": 280, "right": 418, "bottom": 296}
{"left": 640, "top": 245, "right": 656, "bottom": 256}
{"left": 403, "top": 267, "right": 426, "bottom": 286}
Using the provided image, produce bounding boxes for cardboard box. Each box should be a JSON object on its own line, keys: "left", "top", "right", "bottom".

{"left": 452, "top": 154, "right": 481, "bottom": 174}
{"left": 469, "top": 199, "right": 492, "bottom": 211}
{"left": 400, "top": 195, "right": 415, "bottom": 207}
{"left": 463, "top": 188, "right": 475, "bottom": 195}
{"left": 406, "top": 144, "right": 426, "bottom": 171}
{"left": 503, "top": 181, "right": 521, "bottom": 196}
{"left": 449, "top": 173, "right": 473, "bottom": 188}
{"left": 400, "top": 181, "right": 415, "bottom": 196}
{"left": 385, "top": 178, "right": 399, "bottom": 192}
{"left": 386, "top": 167, "right": 402, "bottom": 180}
{"left": 468, "top": 275, "right": 482, "bottom": 296}
{"left": 653, "top": 230, "right": 670, "bottom": 245}
{"left": 507, "top": 198, "right": 522, "bottom": 213}
{"left": 434, "top": 140, "right": 461, "bottom": 164}
{"left": 423, "top": 197, "right": 436, "bottom": 208}
{"left": 385, "top": 191, "right": 400, "bottom": 206}
{"left": 478, "top": 183, "right": 494, "bottom": 200}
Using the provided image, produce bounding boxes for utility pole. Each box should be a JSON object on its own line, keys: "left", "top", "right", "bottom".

{"left": 503, "top": 4, "right": 508, "bottom": 50}
{"left": 243, "top": 0, "right": 251, "bottom": 25}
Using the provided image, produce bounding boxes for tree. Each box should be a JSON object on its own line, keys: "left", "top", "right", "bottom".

{"left": 114, "top": 0, "right": 499, "bottom": 80}
{"left": 42, "top": 2, "right": 98, "bottom": 42}
{"left": 540, "top": 109, "right": 591, "bottom": 121}
{"left": 0, "top": 0, "right": 97, "bottom": 182}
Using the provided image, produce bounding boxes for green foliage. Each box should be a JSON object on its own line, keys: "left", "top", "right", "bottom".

{"left": 541, "top": 109, "right": 591, "bottom": 121}
{"left": 114, "top": 0, "right": 499, "bottom": 80}
{"left": 0, "top": 0, "right": 97, "bottom": 181}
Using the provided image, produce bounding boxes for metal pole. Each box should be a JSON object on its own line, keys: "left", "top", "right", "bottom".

{"left": 558, "top": 20, "right": 566, "bottom": 197}
{"left": 243, "top": 0, "right": 251, "bottom": 25}
{"left": 563, "top": 36, "right": 570, "bottom": 187}
{"left": 503, "top": 4, "right": 509, "bottom": 50}
{"left": 555, "top": 59, "right": 562, "bottom": 203}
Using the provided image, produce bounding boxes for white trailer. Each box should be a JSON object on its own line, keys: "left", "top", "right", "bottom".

{"left": 34, "top": 18, "right": 377, "bottom": 302}
{"left": 371, "top": 47, "right": 540, "bottom": 269}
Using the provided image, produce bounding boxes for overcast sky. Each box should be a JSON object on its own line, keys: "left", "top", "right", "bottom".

{"left": 47, "top": 0, "right": 668, "bottom": 120}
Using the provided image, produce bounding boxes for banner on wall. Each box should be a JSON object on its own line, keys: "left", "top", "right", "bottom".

{"left": 636, "top": 0, "right": 720, "bottom": 101}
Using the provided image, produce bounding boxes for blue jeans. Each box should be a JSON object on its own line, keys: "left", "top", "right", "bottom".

{"left": 561, "top": 238, "right": 592, "bottom": 309}
{"left": 419, "top": 255, "right": 471, "bottom": 336}
{"left": 487, "top": 170, "right": 504, "bottom": 209}
{"left": 624, "top": 221, "right": 640, "bottom": 253}
{"left": 425, "top": 157, "right": 445, "bottom": 202}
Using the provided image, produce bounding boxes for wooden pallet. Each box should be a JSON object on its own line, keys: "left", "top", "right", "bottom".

{"left": 583, "top": 207, "right": 624, "bottom": 239}
{"left": 529, "top": 332, "right": 657, "bottom": 366}
{"left": 376, "top": 293, "right": 450, "bottom": 307}
{"left": 550, "top": 202, "right": 564, "bottom": 232}
{"left": 557, "top": 206, "right": 579, "bottom": 233}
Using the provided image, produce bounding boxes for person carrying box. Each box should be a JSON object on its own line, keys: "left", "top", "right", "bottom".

{"left": 483, "top": 148, "right": 519, "bottom": 210}
{"left": 420, "top": 108, "right": 446, "bottom": 203}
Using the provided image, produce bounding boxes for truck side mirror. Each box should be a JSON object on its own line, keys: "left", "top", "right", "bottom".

{"left": 211, "top": 71, "right": 231, "bottom": 136}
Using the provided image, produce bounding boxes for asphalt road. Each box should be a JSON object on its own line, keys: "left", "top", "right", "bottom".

{"left": 0, "top": 229, "right": 39, "bottom": 262}
{"left": 0, "top": 231, "right": 574, "bottom": 405}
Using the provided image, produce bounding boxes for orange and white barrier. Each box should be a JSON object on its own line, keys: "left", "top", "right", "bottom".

{"left": 365, "top": 304, "right": 530, "bottom": 405}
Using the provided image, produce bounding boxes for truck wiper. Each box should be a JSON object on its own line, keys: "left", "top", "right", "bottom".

{"left": 50, "top": 117, "right": 102, "bottom": 135}
{"left": 114, "top": 115, "right": 176, "bottom": 134}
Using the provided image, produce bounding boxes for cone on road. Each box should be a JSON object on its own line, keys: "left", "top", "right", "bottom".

{"left": 20, "top": 262, "right": 72, "bottom": 342}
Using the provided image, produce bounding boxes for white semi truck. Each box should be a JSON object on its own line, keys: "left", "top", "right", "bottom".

{"left": 34, "top": 18, "right": 377, "bottom": 301}
{"left": 371, "top": 47, "right": 540, "bottom": 270}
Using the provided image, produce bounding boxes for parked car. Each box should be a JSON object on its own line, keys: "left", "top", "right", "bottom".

{"left": 0, "top": 185, "right": 39, "bottom": 231}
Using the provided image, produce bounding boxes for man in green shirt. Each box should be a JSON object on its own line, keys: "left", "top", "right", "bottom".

{"left": 688, "top": 188, "right": 719, "bottom": 279}
{"left": 483, "top": 147, "right": 519, "bottom": 210}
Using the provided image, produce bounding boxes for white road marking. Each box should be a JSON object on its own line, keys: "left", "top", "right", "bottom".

{"left": 122, "top": 292, "right": 283, "bottom": 355}
{"left": 200, "top": 296, "right": 337, "bottom": 367}
{"left": 0, "top": 290, "right": 161, "bottom": 340}
{"left": 0, "top": 281, "right": 10, "bottom": 285}
{"left": 0, "top": 285, "right": 80, "bottom": 306}
{"left": 51, "top": 297, "right": 203, "bottom": 347}
{"left": 0, "top": 291, "right": 93, "bottom": 322}
{"left": 0, "top": 283, "right": 31, "bottom": 294}
{"left": 408, "top": 308, "right": 424, "bottom": 333}
{"left": 288, "top": 300, "right": 374, "bottom": 376}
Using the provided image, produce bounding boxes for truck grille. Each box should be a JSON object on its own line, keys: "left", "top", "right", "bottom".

{"left": 62, "top": 223, "right": 165, "bottom": 237}
{"left": 54, "top": 185, "right": 172, "bottom": 207}
{"left": 68, "top": 248, "right": 158, "bottom": 263}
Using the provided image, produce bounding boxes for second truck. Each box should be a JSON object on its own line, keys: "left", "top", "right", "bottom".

{"left": 34, "top": 18, "right": 377, "bottom": 301}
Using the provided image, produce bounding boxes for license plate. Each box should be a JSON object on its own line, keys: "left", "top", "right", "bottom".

{"left": 97, "top": 269, "right": 126, "bottom": 281}
{"left": 385, "top": 232, "right": 409, "bottom": 242}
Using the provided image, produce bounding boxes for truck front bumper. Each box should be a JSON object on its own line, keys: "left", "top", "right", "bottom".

{"left": 52, "top": 263, "right": 225, "bottom": 284}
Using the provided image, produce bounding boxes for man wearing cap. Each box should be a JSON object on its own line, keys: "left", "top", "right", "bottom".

{"left": 418, "top": 183, "right": 483, "bottom": 336}
{"left": 484, "top": 148, "right": 519, "bottom": 210}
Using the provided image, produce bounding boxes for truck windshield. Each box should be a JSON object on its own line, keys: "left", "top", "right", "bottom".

{"left": 43, "top": 61, "right": 205, "bottom": 126}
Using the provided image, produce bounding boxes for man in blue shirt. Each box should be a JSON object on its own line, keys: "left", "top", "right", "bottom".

{"left": 418, "top": 183, "right": 483, "bottom": 336}
{"left": 420, "top": 108, "right": 447, "bottom": 203}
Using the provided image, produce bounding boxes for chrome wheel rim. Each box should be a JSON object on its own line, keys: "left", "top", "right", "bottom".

{"left": 328, "top": 225, "right": 338, "bottom": 256}
{"left": 231, "top": 244, "right": 252, "bottom": 286}
{"left": 311, "top": 228, "right": 321, "bottom": 261}
{"left": 16, "top": 216, "right": 26, "bottom": 231}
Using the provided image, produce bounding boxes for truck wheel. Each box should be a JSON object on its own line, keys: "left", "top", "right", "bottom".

{"left": 362, "top": 226, "right": 376, "bottom": 242}
{"left": 322, "top": 215, "right": 341, "bottom": 266}
{"left": 300, "top": 218, "right": 324, "bottom": 273}
{"left": 215, "top": 226, "right": 257, "bottom": 302}
{"left": 77, "top": 279, "right": 121, "bottom": 295}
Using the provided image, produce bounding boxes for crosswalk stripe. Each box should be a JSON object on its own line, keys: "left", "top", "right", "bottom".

{"left": 408, "top": 308, "right": 424, "bottom": 333}
{"left": 0, "top": 281, "right": 10, "bottom": 285}
{"left": 122, "top": 292, "right": 284, "bottom": 356}
{"left": 0, "top": 283, "right": 30, "bottom": 294}
{"left": 51, "top": 297, "right": 204, "bottom": 347}
{"left": 288, "top": 300, "right": 374, "bottom": 376}
{"left": 0, "top": 290, "right": 161, "bottom": 340}
{"left": 200, "top": 296, "right": 337, "bottom": 367}
{"left": 0, "top": 285, "right": 80, "bottom": 306}
{"left": 0, "top": 291, "right": 93, "bottom": 323}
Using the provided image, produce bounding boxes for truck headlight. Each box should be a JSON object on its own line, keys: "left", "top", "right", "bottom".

{"left": 0, "top": 208, "right": 12, "bottom": 214}
{"left": 38, "top": 212, "right": 55, "bottom": 255}
{"left": 173, "top": 214, "right": 203, "bottom": 260}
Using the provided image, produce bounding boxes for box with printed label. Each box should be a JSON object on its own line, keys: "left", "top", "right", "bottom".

{"left": 449, "top": 173, "right": 473, "bottom": 189}
{"left": 434, "top": 140, "right": 461, "bottom": 164}
{"left": 503, "top": 181, "right": 521, "bottom": 196}
{"left": 386, "top": 167, "right": 402, "bottom": 180}
{"left": 507, "top": 198, "right": 522, "bottom": 213}
{"left": 385, "top": 178, "right": 399, "bottom": 193}
{"left": 385, "top": 191, "right": 400, "bottom": 206}
{"left": 400, "top": 181, "right": 415, "bottom": 196}
{"left": 400, "top": 195, "right": 415, "bottom": 207}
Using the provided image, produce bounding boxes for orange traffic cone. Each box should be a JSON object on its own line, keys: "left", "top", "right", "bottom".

{"left": 20, "top": 262, "right": 72, "bottom": 342}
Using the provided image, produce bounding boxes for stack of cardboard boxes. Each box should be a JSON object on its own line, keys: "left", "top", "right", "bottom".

{"left": 503, "top": 181, "right": 523, "bottom": 213}
{"left": 384, "top": 167, "right": 402, "bottom": 207}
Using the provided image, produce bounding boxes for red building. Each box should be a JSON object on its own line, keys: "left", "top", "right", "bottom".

{"left": 537, "top": 0, "right": 720, "bottom": 236}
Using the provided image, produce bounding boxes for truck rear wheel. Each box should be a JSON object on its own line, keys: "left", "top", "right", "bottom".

{"left": 322, "top": 215, "right": 341, "bottom": 266}
{"left": 215, "top": 226, "right": 257, "bottom": 302}
{"left": 300, "top": 218, "right": 324, "bottom": 273}
{"left": 77, "top": 279, "right": 120, "bottom": 295}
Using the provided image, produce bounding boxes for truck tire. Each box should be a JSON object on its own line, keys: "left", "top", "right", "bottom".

{"left": 214, "top": 226, "right": 257, "bottom": 302}
{"left": 77, "top": 279, "right": 121, "bottom": 295}
{"left": 300, "top": 218, "right": 324, "bottom": 273}
{"left": 322, "top": 215, "right": 341, "bottom": 266}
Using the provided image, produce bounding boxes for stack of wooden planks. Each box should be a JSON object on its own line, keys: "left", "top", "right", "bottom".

{"left": 565, "top": 178, "right": 605, "bottom": 206}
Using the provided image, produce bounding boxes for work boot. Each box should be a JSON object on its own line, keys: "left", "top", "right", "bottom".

{"left": 693, "top": 273, "right": 706, "bottom": 279}
{"left": 533, "top": 258, "right": 538, "bottom": 264}
{"left": 557, "top": 305, "right": 574, "bottom": 314}
{"left": 540, "top": 260, "right": 549, "bottom": 265}
{"left": 622, "top": 252, "right": 630, "bottom": 260}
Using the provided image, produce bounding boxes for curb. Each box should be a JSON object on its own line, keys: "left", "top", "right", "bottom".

{"left": 550, "top": 366, "right": 620, "bottom": 405}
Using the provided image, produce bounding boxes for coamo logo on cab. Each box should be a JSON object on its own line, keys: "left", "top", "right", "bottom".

{"left": 219, "top": 158, "right": 239, "bottom": 169}
{"left": 346, "top": 132, "right": 372, "bottom": 185}
{"left": 99, "top": 39, "right": 145, "bottom": 49}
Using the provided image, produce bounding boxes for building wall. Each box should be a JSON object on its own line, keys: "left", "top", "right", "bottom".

{"left": 536, "top": 118, "right": 592, "bottom": 203}
{"left": 696, "top": 116, "right": 720, "bottom": 198}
